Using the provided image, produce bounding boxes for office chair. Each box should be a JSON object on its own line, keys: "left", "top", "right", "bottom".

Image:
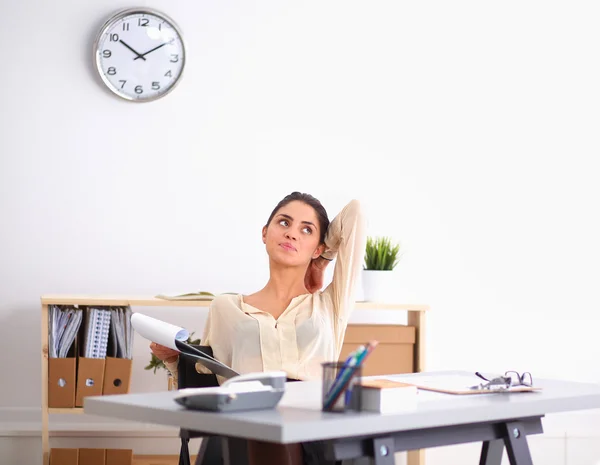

{"left": 177, "top": 345, "right": 248, "bottom": 465}
{"left": 177, "top": 347, "right": 335, "bottom": 465}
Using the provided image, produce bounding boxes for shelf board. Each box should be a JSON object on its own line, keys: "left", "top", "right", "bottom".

{"left": 41, "top": 295, "right": 429, "bottom": 311}
{"left": 41, "top": 295, "right": 212, "bottom": 307}
{"left": 354, "top": 302, "right": 429, "bottom": 311}
{"left": 49, "top": 408, "right": 84, "bottom": 415}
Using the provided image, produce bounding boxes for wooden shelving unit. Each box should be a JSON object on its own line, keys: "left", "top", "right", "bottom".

{"left": 41, "top": 295, "right": 429, "bottom": 465}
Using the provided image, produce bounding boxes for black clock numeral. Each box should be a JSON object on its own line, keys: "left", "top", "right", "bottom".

{"left": 152, "top": 82, "right": 161, "bottom": 90}
{"left": 123, "top": 22, "right": 130, "bottom": 31}
{"left": 138, "top": 18, "right": 149, "bottom": 27}
{"left": 107, "top": 67, "right": 117, "bottom": 76}
{"left": 102, "top": 50, "right": 112, "bottom": 58}
{"left": 135, "top": 85, "right": 143, "bottom": 94}
{"left": 158, "top": 22, "right": 162, "bottom": 31}
{"left": 110, "top": 33, "right": 119, "bottom": 42}
{"left": 165, "top": 70, "right": 172, "bottom": 78}
{"left": 170, "top": 54, "right": 179, "bottom": 63}
{"left": 119, "top": 80, "right": 127, "bottom": 89}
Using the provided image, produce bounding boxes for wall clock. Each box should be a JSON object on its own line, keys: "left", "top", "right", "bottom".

{"left": 94, "top": 8, "right": 186, "bottom": 102}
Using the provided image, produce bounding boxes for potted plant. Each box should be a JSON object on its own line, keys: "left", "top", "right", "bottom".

{"left": 145, "top": 333, "right": 201, "bottom": 390}
{"left": 362, "top": 236, "right": 403, "bottom": 302}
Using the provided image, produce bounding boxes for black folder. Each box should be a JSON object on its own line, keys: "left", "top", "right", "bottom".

{"left": 175, "top": 340, "right": 239, "bottom": 380}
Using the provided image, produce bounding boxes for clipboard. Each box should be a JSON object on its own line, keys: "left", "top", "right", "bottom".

{"left": 399, "top": 374, "right": 542, "bottom": 395}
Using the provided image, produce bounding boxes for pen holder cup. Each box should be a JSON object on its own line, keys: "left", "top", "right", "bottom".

{"left": 321, "top": 361, "right": 362, "bottom": 413}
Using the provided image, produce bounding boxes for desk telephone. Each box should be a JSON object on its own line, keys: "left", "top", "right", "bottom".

{"left": 174, "top": 371, "right": 287, "bottom": 412}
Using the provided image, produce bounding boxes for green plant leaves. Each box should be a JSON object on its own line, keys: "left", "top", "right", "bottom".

{"left": 363, "top": 236, "right": 403, "bottom": 270}
{"left": 144, "top": 332, "right": 201, "bottom": 374}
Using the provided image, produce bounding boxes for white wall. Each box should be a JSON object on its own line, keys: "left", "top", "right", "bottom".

{"left": 1, "top": 0, "right": 600, "bottom": 463}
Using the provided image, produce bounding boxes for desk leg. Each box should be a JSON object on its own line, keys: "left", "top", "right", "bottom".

{"left": 479, "top": 440, "right": 504, "bottom": 465}
{"left": 373, "top": 437, "right": 395, "bottom": 465}
{"left": 41, "top": 303, "right": 50, "bottom": 465}
{"left": 503, "top": 421, "right": 533, "bottom": 465}
{"left": 407, "top": 449, "right": 425, "bottom": 465}
{"left": 407, "top": 310, "right": 426, "bottom": 465}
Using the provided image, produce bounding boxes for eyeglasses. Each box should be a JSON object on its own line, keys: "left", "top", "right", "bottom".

{"left": 504, "top": 371, "right": 533, "bottom": 387}
{"left": 472, "top": 371, "right": 534, "bottom": 391}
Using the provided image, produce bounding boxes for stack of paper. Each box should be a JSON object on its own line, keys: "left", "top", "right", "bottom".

{"left": 358, "top": 379, "right": 418, "bottom": 413}
{"left": 108, "top": 306, "right": 133, "bottom": 359}
{"left": 49, "top": 305, "right": 83, "bottom": 358}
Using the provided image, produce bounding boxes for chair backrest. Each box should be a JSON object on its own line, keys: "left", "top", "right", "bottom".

{"left": 176, "top": 345, "right": 233, "bottom": 465}
{"left": 177, "top": 344, "right": 219, "bottom": 389}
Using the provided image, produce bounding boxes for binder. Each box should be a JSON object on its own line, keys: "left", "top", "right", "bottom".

{"left": 78, "top": 448, "right": 105, "bottom": 465}
{"left": 81, "top": 307, "right": 111, "bottom": 359}
{"left": 131, "top": 313, "right": 239, "bottom": 380}
{"left": 106, "top": 449, "right": 133, "bottom": 465}
{"left": 50, "top": 448, "right": 78, "bottom": 465}
{"left": 48, "top": 305, "right": 82, "bottom": 408}
{"left": 102, "top": 306, "right": 133, "bottom": 395}
{"left": 76, "top": 307, "right": 111, "bottom": 406}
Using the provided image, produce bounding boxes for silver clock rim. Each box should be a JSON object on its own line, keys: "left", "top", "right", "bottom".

{"left": 93, "top": 7, "right": 187, "bottom": 103}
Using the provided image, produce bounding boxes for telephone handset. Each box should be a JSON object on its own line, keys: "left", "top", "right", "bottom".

{"left": 174, "top": 371, "right": 287, "bottom": 412}
{"left": 221, "top": 371, "right": 286, "bottom": 388}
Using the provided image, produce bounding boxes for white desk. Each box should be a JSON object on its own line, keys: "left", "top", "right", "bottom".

{"left": 84, "top": 371, "right": 600, "bottom": 465}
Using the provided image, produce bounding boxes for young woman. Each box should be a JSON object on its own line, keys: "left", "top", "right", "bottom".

{"left": 151, "top": 191, "right": 366, "bottom": 465}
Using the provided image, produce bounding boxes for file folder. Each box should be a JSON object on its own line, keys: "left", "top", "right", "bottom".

{"left": 102, "top": 357, "right": 132, "bottom": 395}
{"left": 78, "top": 448, "right": 105, "bottom": 465}
{"left": 50, "top": 448, "right": 78, "bottom": 465}
{"left": 102, "top": 306, "right": 133, "bottom": 395}
{"left": 48, "top": 305, "right": 82, "bottom": 408}
{"left": 106, "top": 449, "right": 133, "bottom": 465}
{"left": 75, "top": 357, "right": 105, "bottom": 407}
{"left": 76, "top": 307, "right": 111, "bottom": 406}
{"left": 48, "top": 357, "right": 76, "bottom": 408}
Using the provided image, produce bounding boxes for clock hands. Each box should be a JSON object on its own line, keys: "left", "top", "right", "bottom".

{"left": 118, "top": 38, "right": 176, "bottom": 62}
{"left": 134, "top": 39, "right": 175, "bottom": 61}
{"left": 118, "top": 40, "right": 146, "bottom": 61}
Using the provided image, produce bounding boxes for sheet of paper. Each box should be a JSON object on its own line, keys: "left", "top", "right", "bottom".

{"left": 131, "top": 313, "right": 189, "bottom": 350}
{"left": 49, "top": 305, "right": 83, "bottom": 358}
{"left": 390, "top": 374, "right": 483, "bottom": 390}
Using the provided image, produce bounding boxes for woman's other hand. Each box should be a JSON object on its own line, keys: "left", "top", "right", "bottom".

{"left": 304, "top": 256, "right": 330, "bottom": 293}
{"left": 150, "top": 342, "right": 179, "bottom": 364}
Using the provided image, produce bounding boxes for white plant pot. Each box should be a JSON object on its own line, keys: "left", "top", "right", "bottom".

{"left": 361, "top": 270, "right": 396, "bottom": 302}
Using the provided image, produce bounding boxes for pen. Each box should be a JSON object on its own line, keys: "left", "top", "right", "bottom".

{"left": 324, "top": 346, "right": 364, "bottom": 407}
{"left": 326, "top": 341, "right": 378, "bottom": 410}
{"left": 344, "top": 344, "right": 376, "bottom": 406}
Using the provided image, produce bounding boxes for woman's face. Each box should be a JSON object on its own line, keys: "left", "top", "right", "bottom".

{"left": 263, "top": 200, "right": 323, "bottom": 267}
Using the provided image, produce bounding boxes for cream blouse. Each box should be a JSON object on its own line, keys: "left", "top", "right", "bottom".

{"left": 165, "top": 199, "right": 366, "bottom": 386}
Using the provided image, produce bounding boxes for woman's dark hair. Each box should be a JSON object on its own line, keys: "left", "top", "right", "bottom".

{"left": 265, "top": 192, "right": 330, "bottom": 244}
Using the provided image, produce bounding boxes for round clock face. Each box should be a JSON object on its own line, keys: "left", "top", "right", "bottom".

{"left": 94, "top": 8, "right": 186, "bottom": 102}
